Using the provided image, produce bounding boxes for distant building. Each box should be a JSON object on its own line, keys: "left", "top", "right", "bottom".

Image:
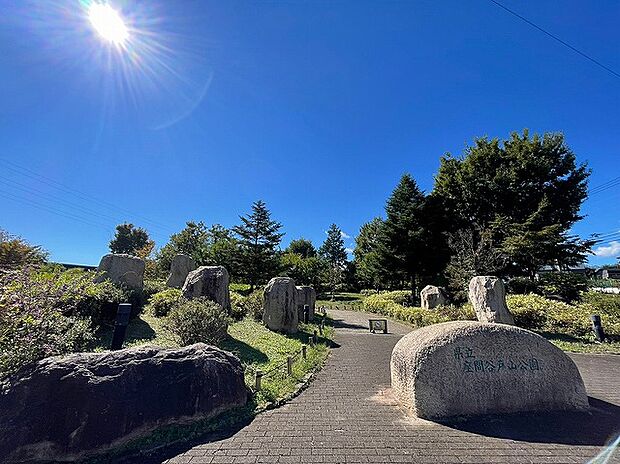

{"left": 595, "top": 268, "right": 620, "bottom": 280}
{"left": 54, "top": 262, "right": 97, "bottom": 271}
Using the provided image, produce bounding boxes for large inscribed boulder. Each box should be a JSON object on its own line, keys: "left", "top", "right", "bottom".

{"left": 263, "top": 277, "right": 298, "bottom": 333}
{"left": 420, "top": 285, "right": 447, "bottom": 309}
{"left": 391, "top": 321, "right": 588, "bottom": 420}
{"left": 166, "top": 254, "right": 196, "bottom": 288}
{"left": 296, "top": 285, "right": 316, "bottom": 321}
{"left": 468, "top": 276, "right": 515, "bottom": 325}
{"left": 95, "top": 253, "right": 145, "bottom": 290}
{"left": 0, "top": 344, "right": 248, "bottom": 463}
{"left": 182, "top": 266, "right": 231, "bottom": 313}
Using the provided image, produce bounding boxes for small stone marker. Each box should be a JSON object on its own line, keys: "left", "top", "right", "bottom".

{"left": 369, "top": 318, "right": 388, "bottom": 334}
{"left": 95, "top": 253, "right": 145, "bottom": 290}
{"left": 263, "top": 277, "right": 299, "bottom": 333}
{"left": 391, "top": 321, "right": 588, "bottom": 420}
{"left": 182, "top": 266, "right": 231, "bottom": 313}
{"left": 166, "top": 254, "right": 196, "bottom": 288}
{"left": 420, "top": 285, "right": 447, "bottom": 309}
{"left": 468, "top": 276, "right": 515, "bottom": 325}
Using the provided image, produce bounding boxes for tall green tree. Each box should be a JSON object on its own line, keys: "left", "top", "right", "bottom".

{"left": 433, "top": 130, "right": 592, "bottom": 278}
{"left": 378, "top": 174, "right": 429, "bottom": 293}
{"left": 156, "top": 221, "right": 211, "bottom": 273}
{"left": 353, "top": 218, "right": 386, "bottom": 290}
{"left": 286, "top": 238, "right": 317, "bottom": 258}
{"left": 109, "top": 223, "right": 154, "bottom": 258}
{"left": 234, "top": 200, "right": 284, "bottom": 290}
{"left": 319, "top": 224, "right": 348, "bottom": 297}
{"left": 206, "top": 224, "right": 241, "bottom": 278}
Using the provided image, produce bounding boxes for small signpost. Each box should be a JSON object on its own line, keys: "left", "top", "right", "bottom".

{"left": 110, "top": 303, "right": 132, "bottom": 350}
{"left": 591, "top": 314, "right": 606, "bottom": 342}
{"left": 368, "top": 318, "right": 388, "bottom": 334}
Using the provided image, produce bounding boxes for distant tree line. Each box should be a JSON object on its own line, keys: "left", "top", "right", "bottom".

{"left": 107, "top": 130, "right": 596, "bottom": 299}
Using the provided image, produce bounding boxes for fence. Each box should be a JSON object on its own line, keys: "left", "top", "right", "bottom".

{"left": 248, "top": 310, "right": 328, "bottom": 392}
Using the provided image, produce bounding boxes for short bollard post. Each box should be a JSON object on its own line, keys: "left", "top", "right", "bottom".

{"left": 309, "top": 335, "right": 314, "bottom": 347}
{"left": 302, "top": 344, "right": 307, "bottom": 359}
{"left": 110, "top": 303, "right": 132, "bottom": 350}
{"left": 303, "top": 305, "right": 310, "bottom": 324}
{"left": 318, "top": 323, "right": 323, "bottom": 336}
{"left": 255, "top": 370, "right": 263, "bottom": 391}
{"left": 287, "top": 356, "right": 293, "bottom": 376}
{"left": 313, "top": 330, "right": 318, "bottom": 344}
{"left": 591, "top": 315, "right": 606, "bottom": 342}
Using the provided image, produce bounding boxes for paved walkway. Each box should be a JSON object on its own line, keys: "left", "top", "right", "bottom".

{"left": 162, "top": 310, "right": 620, "bottom": 464}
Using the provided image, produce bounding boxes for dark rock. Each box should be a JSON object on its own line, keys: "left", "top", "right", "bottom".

{"left": 0, "top": 344, "right": 248, "bottom": 462}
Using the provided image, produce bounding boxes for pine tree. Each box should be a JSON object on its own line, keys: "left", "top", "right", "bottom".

{"left": 319, "top": 224, "right": 348, "bottom": 298}
{"left": 378, "top": 174, "right": 428, "bottom": 294}
{"left": 234, "top": 200, "right": 284, "bottom": 290}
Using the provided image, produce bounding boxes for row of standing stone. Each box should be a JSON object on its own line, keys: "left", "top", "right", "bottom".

{"left": 95, "top": 253, "right": 316, "bottom": 332}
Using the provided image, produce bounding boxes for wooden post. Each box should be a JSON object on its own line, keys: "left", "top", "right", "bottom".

{"left": 313, "top": 330, "right": 318, "bottom": 344}
{"left": 302, "top": 344, "right": 307, "bottom": 359}
{"left": 287, "top": 356, "right": 293, "bottom": 376}
{"left": 309, "top": 335, "right": 314, "bottom": 347}
{"left": 255, "top": 370, "right": 263, "bottom": 391}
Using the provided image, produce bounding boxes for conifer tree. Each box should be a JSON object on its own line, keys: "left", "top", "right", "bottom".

{"left": 234, "top": 200, "right": 284, "bottom": 290}
{"left": 319, "top": 224, "right": 348, "bottom": 298}
{"left": 378, "top": 174, "right": 428, "bottom": 294}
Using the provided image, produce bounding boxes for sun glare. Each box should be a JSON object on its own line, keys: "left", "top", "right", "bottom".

{"left": 88, "top": 3, "right": 129, "bottom": 45}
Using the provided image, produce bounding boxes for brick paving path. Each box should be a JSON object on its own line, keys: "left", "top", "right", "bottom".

{"left": 162, "top": 310, "right": 620, "bottom": 464}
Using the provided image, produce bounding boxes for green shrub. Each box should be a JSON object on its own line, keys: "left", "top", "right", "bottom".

{"left": 507, "top": 277, "right": 540, "bottom": 295}
{"left": 230, "top": 290, "right": 263, "bottom": 321}
{"left": 581, "top": 291, "right": 620, "bottom": 319}
{"left": 0, "top": 269, "right": 94, "bottom": 379}
{"left": 362, "top": 292, "right": 474, "bottom": 329}
{"left": 147, "top": 288, "right": 183, "bottom": 317}
{"left": 143, "top": 279, "right": 167, "bottom": 299}
{"left": 507, "top": 294, "right": 620, "bottom": 338}
{"left": 538, "top": 272, "right": 587, "bottom": 302}
{"left": 166, "top": 298, "right": 229, "bottom": 346}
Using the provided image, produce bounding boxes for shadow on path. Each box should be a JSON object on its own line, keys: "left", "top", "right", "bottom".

{"left": 442, "top": 396, "right": 620, "bottom": 446}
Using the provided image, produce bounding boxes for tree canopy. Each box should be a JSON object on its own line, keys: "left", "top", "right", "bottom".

{"left": 109, "top": 223, "right": 153, "bottom": 258}
{"left": 234, "top": 200, "right": 284, "bottom": 289}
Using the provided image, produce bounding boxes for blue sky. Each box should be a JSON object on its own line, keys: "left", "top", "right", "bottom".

{"left": 1, "top": 0, "right": 619, "bottom": 266}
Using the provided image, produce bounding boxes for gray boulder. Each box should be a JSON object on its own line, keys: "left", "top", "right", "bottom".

{"left": 166, "top": 254, "right": 196, "bottom": 288}
{"left": 391, "top": 321, "right": 588, "bottom": 420}
{"left": 95, "top": 253, "right": 145, "bottom": 290}
{"left": 296, "top": 285, "right": 316, "bottom": 321}
{"left": 420, "top": 285, "right": 447, "bottom": 309}
{"left": 263, "top": 277, "right": 298, "bottom": 333}
{"left": 0, "top": 344, "right": 248, "bottom": 463}
{"left": 182, "top": 266, "right": 231, "bottom": 313}
{"left": 468, "top": 276, "right": 515, "bottom": 325}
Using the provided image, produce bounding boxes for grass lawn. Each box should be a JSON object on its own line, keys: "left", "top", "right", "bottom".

{"left": 93, "top": 313, "right": 334, "bottom": 409}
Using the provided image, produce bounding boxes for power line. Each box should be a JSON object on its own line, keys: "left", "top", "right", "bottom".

{"left": 489, "top": 0, "right": 620, "bottom": 81}
{"left": 0, "top": 158, "right": 176, "bottom": 234}
{"left": 589, "top": 176, "right": 620, "bottom": 195}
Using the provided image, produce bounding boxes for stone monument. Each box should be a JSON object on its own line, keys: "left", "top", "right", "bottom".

{"left": 391, "top": 321, "right": 588, "bottom": 420}
{"left": 420, "top": 285, "right": 447, "bottom": 309}
{"left": 468, "top": 276, "right": 515, "bottom": 325}
{"left": 182, "top": 266, "right": 231, "bottom": 313}
{"left": 94, "top": 254, "right": 145, "bottom": 290}
{"left": 166, "top": 254, "right": 196, "bottom": 288}
{"left": 263, "top": 277, "right": 298, "bottom": 333}
{"left": 296, "top": 285, "right": 316, "bottom": 321}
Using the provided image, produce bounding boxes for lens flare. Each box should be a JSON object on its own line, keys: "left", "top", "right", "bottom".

{"left": 88, "top": 3, "right": 128, "bottom": 45}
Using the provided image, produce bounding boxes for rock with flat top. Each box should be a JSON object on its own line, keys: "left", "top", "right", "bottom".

{"left": 95, "top": 253, "right": 145, "bottom": 290}
{"left": 296, "top": 286, "right": 316, "bottom": 321}
{"left": 166, "top": 254, "right": 196, "bottom": 288}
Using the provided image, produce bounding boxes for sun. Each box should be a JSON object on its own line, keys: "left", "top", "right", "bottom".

{"left": 88, "top": 3, "right": 129, "bottom": 46}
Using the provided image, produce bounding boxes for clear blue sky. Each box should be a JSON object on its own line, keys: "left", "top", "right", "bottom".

{"left": 1, "top": 0, "right": 619, "bottom": 266}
